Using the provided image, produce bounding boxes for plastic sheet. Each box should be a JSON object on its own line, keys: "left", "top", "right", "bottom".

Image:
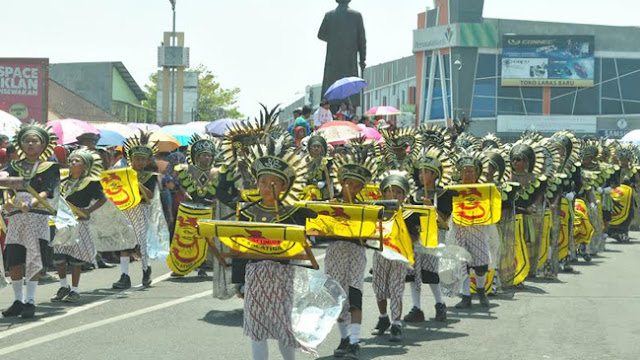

{"left": 0, "top": 254, "right": 7, "bottom": 290}
{"left": 88, "top": 199, "right": 137, "bottom": 252}
{"left": 146, "top": 188, "right": 170, "bottom": 260}
{"left": 498, "top": 213, "right": 517, "bottom": 287}
{"left": 425, "top": 244, "right": 471, "bottom": 297}
{"left": 291, "top": 268, "right": 346, "bottom": 356}
{"left": 49, "top": 197, "right": 80, "bottom": 247}
{"left": 211, "top": 238, "right": 237, "bottom": 301}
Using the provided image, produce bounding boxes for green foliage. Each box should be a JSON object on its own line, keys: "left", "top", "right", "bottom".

{"left": 142, "top": 64, "right": 243, "bottom": 122}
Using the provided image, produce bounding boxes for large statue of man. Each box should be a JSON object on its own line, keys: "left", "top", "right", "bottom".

{"left": 318, "top": 0, "right": 366, "bottom": 109}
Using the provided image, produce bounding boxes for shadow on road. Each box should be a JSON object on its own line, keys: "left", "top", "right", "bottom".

{"left": 200, "top": 308, "right": 243, "bottom": 327}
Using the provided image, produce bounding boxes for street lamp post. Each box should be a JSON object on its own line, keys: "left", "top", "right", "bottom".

{"left": 454, "top": 59, "right": 462, "bottom": 124}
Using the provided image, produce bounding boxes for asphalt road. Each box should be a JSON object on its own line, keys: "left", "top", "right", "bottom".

{"left": 0, "top": 237, "right": 639, "bottom": 360}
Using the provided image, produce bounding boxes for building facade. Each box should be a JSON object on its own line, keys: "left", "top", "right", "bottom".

{"left": 49, "top": 62, "right": 153, "bottom": 123}
{"left": 413, "top": 0, "right": 640, "bottom": 138}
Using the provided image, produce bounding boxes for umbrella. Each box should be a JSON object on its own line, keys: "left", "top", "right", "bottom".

{"left": 157, "top": 124, "right": 201, "bottom": 145}
{"left": 0, "top": 110, "right": 22, "bottom": 136}
{"left": 621, "top": 130, "right": 640, "bottom": 145}
{"left": 97, "top": 129, "right": 126, "bottom": 147}
{"left": 95, "top": 123, "right": 134, "bottom": 137}
{"left": 324, "top": 77, "right": 367, "bottom": 101}
{"left": 366, "top": 106, "right": 401, "bottom": 116}
{"left": 206, "top": 118, "right": 243, "bottom": 136}
{"left": 186, "top": 121, "right": 210, "bottom": 133}
{"left": 47, "top": 119, "right": 100, "bottom": 145}
{"left": 316, "top": 121, "right": 362, "bottom": 145}
{"left": 149, "top": 132, "right": 182, "bottom": 152}
{"left": 128, "top": 123, "right": 160, "bottom": 132}
{"left": 360, "top": 126, "right": 382, "bottom": 141}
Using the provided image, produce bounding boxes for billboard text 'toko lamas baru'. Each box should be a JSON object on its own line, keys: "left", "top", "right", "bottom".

{"left": 501, "top": 35, "right": 595, "bottom": 87}
{"left": 0, "top": 58, "right": 49, "bottom": 123}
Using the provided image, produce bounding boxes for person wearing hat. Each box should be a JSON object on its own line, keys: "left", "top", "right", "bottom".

{"left": 325, "top": 138, "right": 379, "bottom": 359}
{"left": 76, "top": 132, "right": 100, "bottom": 150}
{"left": 0, "top": 122, "right": 60, "bottom": 319}
{"left": 380, "top": 128, "right": 421, "bottom": 173}
{"left": 370, "top": 170, "right": 413, "bottom": 342}
{"left": 231, "top": 132, "right": 315, "bottom": 360}
{"left": 313, "top": 99, "right": 334, "bottom": 129}
{"left": 451, "top": 149, "right": 493, "bottom": 309}
{"left": 404, "top": 146, "right": 453, "bottom": 323}
{"left": 50, "top": 147, "right": 107, "bottom": 303}
{"left": 112, "top": 131, "right": 159, "bottom": 290}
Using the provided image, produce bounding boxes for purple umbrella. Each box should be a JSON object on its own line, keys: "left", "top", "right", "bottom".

{"left": 324, "top": 77, "right": 367, "bottom": 101}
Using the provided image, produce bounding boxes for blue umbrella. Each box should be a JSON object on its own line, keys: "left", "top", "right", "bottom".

{"left": 157, "top": 124, "right": 201, "bottom": 145}
{"left": 97, "top": 129, "right": 126, "bottom": 146}
{"left": 324, "top": 77, "right": 367, "bottom": 101}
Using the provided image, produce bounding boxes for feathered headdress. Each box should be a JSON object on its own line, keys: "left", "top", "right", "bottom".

{"left": 418, "top": 123, "right": 452, "bottom": 150}
{"left": 580, "top": 138, "right": 600, "bottom": 160}
{"left": 550, "top": 130, "right": 581, "bottom": 174}
{"left": 378, "top": 169, "right": 415, "bottom": 203}
{"left": 242, "top": 134, "right": 305, "bottom": 206}
{"left": 381, "top": 127, "right": 422, "bottom": 170}
{"left": 13, "top": 121, "right": 57, "bottom": 161}
{"left": 481, "top": 133, "right": 502, "bottom": 150}
{"left": 186, "top": 134, "right": 221, "bottom": 168}
{"left": 124, "top": 130, "right": 159, "bottom": 161}
{"left": 221, "top": 104, "right": 281, "bottom": 171}
{"left": 333, "top": 136, "right": 380, "bottom": 191}
{"left": 454, "top": 148, "right": 489, "bottom": 183}
{"left": 614, "top": 142, "right": 636, "bottom": 162}
{"left": 510, "top": 140, "right": 546, "bottom": 176}
{"left": 455, "top": 133, "right": 481, "bottom": 151}
{"left": 485, "top": 147, "right": 511, "bottom": 184}
{"left": 67, "top": 147, "right": 103, "bottom": 181}
{"left": 412, "top": 145, "right": 454, "bottom": 187}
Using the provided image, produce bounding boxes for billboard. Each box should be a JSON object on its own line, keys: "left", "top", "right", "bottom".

{"left": 501, "top": 35, "right": 595, "bottom": 87}
{"left": 0, "top": 58, "right": 49, "bottom": 123}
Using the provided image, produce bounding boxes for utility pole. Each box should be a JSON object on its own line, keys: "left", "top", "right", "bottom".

{"left": 169, "top": 0, "right": 176, "bottom": 124}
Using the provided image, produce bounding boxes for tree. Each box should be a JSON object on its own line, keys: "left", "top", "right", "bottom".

{"left": 142, "top": 64, "right": 243, "bottom": 122}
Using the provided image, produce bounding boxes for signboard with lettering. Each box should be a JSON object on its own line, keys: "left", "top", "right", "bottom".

{"left": 413, "top": 22, "right": 498, "bottom": 52}
{"left": 0, "top": 58, "right": 49, "bottom": 123}
{"left": 501, "top": 35, "right": 595, "bottom": 87}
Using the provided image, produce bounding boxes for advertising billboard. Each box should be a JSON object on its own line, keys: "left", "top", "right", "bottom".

{"left": 501, "top": 35, "right": 595, "bottom": 87}
{"left": 0, "top": 58, "right": 49, "bottom": 123}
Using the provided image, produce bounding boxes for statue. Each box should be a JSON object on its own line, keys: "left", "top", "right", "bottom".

{"left": 318, "top": 0, "right": 366, "bottom": 109}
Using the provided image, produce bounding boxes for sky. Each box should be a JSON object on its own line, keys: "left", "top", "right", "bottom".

{"left": 3, "top": 0, "right": 639, "bottom": 118}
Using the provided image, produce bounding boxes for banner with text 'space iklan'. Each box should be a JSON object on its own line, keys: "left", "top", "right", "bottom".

{"left": 501, "top": 35, "right": 595, "bottom": 87}
{"left": 0, "top": 58, "right": 49, "bottom": 123}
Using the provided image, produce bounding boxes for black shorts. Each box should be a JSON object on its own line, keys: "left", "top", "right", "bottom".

{"left": 53, "top": 253, "right": 85, "bottom": 266}
{"left": 5, "top": 239, "right": 49, "bottom": 268}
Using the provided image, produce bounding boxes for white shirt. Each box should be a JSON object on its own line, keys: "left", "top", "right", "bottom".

{"left": 313, "top": 107, "right": 333, "bottom": 128}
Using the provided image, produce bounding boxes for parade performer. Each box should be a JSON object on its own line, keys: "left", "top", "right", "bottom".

{"left": 0, "top": 122, "right": 59, "bottom": 318}
{"left": 231, "top": 134, "right": 311, "bottom": 360}
{"left": 112, "top": 131, "right": 159, "bottom": 289}
{"left": 510, "top": 140, "right": 547, "bottom": 278}
{"left": 579, "top": 141, "right": 607, "bottom": 259}
{"left": 371, "top": 171, "right": 412, "bottom": 342}
{"left": 380, "top": 128, "right": 421, "bottom": 172}
{"left": 403, "top": 145, "right": 453, "bottom": 323}
{"left": 51, "top": 148, "right": 106, "bottom": 303}
{"left": 450, "top": 150, "right": 493, "bottom": 308}
{"left": 170, "top": 134, "right": 220, "bottom": 277}
{"left": 304, "top": 135, "right": 334, "bottom": 200}
{"left": 549, "top": 131, "right": 582, "bottom": 271}
{"left": 609, "top": 143, "right": 638, "bottom": 242}
{"left": 326, "top": 138, "right": 379, "bottom": 359}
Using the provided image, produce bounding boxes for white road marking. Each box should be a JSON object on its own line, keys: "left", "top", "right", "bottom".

{"left": 0, "top": 271, "right": 173, "bottom": 341}
{"left": 0, "top": 290, "right": 210, "bottom": 356}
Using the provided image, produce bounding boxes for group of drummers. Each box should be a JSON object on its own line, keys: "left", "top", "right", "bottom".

{"left": 0, "top": 106, "right": 637, "bottom": 360}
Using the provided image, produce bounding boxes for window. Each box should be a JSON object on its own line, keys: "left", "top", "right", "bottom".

{"left": 498, "top": 99, "right": 525, "bottom": 115}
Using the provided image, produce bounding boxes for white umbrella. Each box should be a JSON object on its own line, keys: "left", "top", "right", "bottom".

{"left": 621, "top": 129, "right": 640, "bottom": 145}
{"left": 0, "top": 110, "right": 22, "bottom": 136}
{"left": 206, "top": 118, "right": 243, "bottom": 136}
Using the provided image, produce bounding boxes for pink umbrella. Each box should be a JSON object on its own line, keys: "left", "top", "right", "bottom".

{"left": 360, "top": 126, "right": 382, "bottom": 141}
{"left": 47, "top": 119, "right": 100, "bottom": 145}
{"left": 316, "top": 121, "right": 362, "bottom": 145}
{"left": 365, "top": 106, "right": 401, "bottom": 116}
